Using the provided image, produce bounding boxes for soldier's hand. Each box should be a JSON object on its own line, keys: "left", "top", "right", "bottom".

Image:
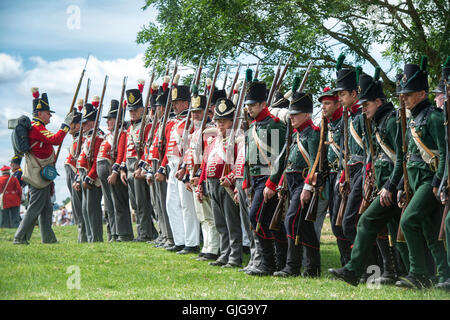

{"left": 263, "top": 187, "right": 276, "bottom": 203}
{"left": 108, "top": 172, "right": 118, "bottom": 185}
{"left": 82, "top": 181, "right": 92, "bottom": 190}
{"left": 190, "top": 177, "right": 199, "bottom": 186}
{"left": 185, "top": 182, "right": 193, "bottom": 192}
{"left": 397, "top": 190, "right": 405, "bottom": 209}
{"left": 146, "top": 174, "right": 154, "bottom": 185}
{"left": 196, "top": 184, "right": 204, "bottom": 203}
{"left": 63, "top": 109, "right": 76, "bottom": 126}
{"left": 300, "top": 189, "right": 312, "bottom": 209}
{"left": 379, "top": 188, "right": 393, "bottom": 207}
{"left": 175, "top": 168, "right": 186, "bottom": 181}
{"left": 233, "top": 193, "right": 239, "bottom": 204}
{"left": 73, "top": 182, "right": 81, "bottom": 191}
{"left": 120, "top": 170, "right": 128, "bottom": 186}
{"left": 219, "top": 176, "right": 231, "bottom": 188}
{"left": 432, "top": 187, "right": 439, "bottom": 198}
{"left": 155, "top": 172, "right": 165, "bottom": 182}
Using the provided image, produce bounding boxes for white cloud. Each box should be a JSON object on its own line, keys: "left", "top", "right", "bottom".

{"left": 0, "top": 53, "right": 23, "bottom": 82}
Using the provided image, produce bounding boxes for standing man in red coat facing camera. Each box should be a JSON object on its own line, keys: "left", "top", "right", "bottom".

{"left": 14, "top": 88, "right": 75, "bottom": 244}
{"left": 0, "top": 166, "right": 22, "bottom": 228}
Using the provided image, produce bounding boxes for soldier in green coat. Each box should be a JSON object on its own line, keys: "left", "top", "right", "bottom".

{"left": 243, "top": 69, "right": 287, "bottom": 276}
{"left": 273, "top": 86, "right": 321, "bottom": 277}
{"left": 394, "top": 56, "right": 449, "bottom": 289}
{"left": 328, "top": 68, "right": 410, "bottom": 286}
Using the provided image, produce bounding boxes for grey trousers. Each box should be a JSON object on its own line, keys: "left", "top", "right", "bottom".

{"left": 208, "top": 178, "right": 242, "bottom": 265}
{"left": 110, "top": 172, "right": 134, "bottom": 239}
{"left": 236, "top": 178, "right": 261, "bottom": 268}
{"left": 14, "top": 184, "right": 56, "bottom": 243}
{"left": 1, "top": 206, "right": 20, "bottom": 228}
{"left": 150, "top": 160, "right": 173, "bottom": 244}
{"left": 64, "top": 165, "right": 87, "bottom": 242}
{"left": 80, "top": 169, "right": 103, "bottom": 242}
{"left": 126, "top": 158, "right": 157, "bottom": 240}
{"left": 97, "top": 160, "right": 117, "bottom": 237}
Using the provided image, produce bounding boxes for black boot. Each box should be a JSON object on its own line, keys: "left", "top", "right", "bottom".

{"left": 274, "top": 240, "right": 288, "bottom": 272}
{"left": 395, "top": 272, "right": 433, "bottom": 289}
{"left": 246, "top": 236, "right": 276, "bottom": 276}
{"left": 273, "top": 238, "right": 301, "bottom": 277}
{"left": 336, "top": 239, "right": 351, "bottom": 266}
{"left": 302, "top": 245, "right": 321, "bottom": 278}
{"left": 328, "top": 267, "right": 359, "bottom": 286}
{"left": 375, "top": 237, "right": 398, "bottom": 285}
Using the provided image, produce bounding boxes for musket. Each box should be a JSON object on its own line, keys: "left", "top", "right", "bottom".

{"left": 145, "top": 61, "right": 171, "bottom": 151}
{"left": 304, "top": 113, "right": 329, "bottom": 222}
{"left": 275, "top": 53, "right": 294, "bottom": 91}
{"left": 191, "top": 54, "right": 221, "bottom": 176}
{"left": 267, "top": 57, "right": 283, "bottom": 107}
{"left": 111, "top": 76, "right": 128, "bottom": 162}
{"left": 220, "top": 68, "right": 245, "bottom": 200}
{"left": 55, "top": 54, "right": 90, "bottom": 162}
{"left": 227, "top": 63, "right": 241, "bottom": 100}
{"left": 335, "top": 103, "right": 350, "bottom": 227}
{"left": 87, "top": 75, "right": 109, "bottom": 169}
{"left": 157, "top": 56, "right": 179, "bottom": 167}
{"left": 75, "top": 78, "right": 91, "bottom": 159}
{"left": 396, "top": 93, "right": 411, "bottom": 242}
{"left": 438, "top": 79, "right": 450, "bottom": 242}
{"left": 358, "top": 113, "right": 376, "bottom": 214}
{"left": 268, "top": 117, "right": 292, "bottom": 232}
{"left": 135, "top": 68, "right": 156, "bottom": 170}
{"left": 222, "top": 64, "right": 230, "bottom": 91}
{"left": 177, "top": 55, "right": 204, "bottom": 176}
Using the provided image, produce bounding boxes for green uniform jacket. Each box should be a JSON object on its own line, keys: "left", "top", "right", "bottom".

{"left": 405, "top": 99, "right": 446, "bottom": 191}
{"left": 285, "top": 121, "right": 320, "bottom": 178}
{"left": 326, "top": 107, "right": 343, "bottom": 172}
{"left": 370, "top": 102, "right": 403, "bottom": 193}
{"left": 246, "top": 111, "right": 286, "bottom": 190}
{"left": 348, "top": 102, "right": 366, "bottom": 165}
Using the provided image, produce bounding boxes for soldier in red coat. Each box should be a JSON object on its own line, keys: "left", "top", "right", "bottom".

{"left": 0, "top": 166, "right": 22, "bottom": 228}
{"left": 14, "top": 88, "right": 75, "bottom": 244}
{"left": 73, "top": 99, "right": 105, "bottom": 242}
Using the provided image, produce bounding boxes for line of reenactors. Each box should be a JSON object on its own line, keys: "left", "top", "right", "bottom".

{"left": 13, "top": 53, "right": 450, "bottom": 291}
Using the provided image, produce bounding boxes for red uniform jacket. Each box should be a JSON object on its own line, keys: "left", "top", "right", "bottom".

{"left": 76, "top": 129, "right": 104, "bottom": 181}
{"left": 29, "top": 117, "right": 68, "bottom": 159}
{"left": 0, "top": 174, "right": 22, "bottom": 208}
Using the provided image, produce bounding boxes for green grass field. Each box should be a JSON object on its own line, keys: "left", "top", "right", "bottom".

{"left": 0, "top": 220, "right": 448, "bottom": 300}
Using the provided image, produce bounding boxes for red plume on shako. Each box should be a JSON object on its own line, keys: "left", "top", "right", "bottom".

{"left": 92, "top": 95, "right": 100, "bottom": 108}
{"left": 162, "top": 76, "right": 170, "bottom": 92}
{"left": 77, "top": 98, "right": 84, "bottom": 111}
{"left": 31, "top": 87, "right": 39, "bottom": 99}
{"left": 138, "top": 79, "right": 145, "bottom": 93}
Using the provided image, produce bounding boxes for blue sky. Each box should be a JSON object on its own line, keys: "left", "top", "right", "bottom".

{"left": 0, "top": 0, "right": 157, "bottom": 204}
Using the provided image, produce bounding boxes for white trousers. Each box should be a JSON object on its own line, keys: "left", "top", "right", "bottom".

{"left": 193, "top": 192, "right": 220, "bottom": 255}
{"left": 166, "top": 159, "right": 200, "bottom": 246}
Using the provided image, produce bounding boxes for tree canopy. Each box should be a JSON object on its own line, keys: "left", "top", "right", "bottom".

{"left": 137, "top": 0, "right": 449, "bottom": 97}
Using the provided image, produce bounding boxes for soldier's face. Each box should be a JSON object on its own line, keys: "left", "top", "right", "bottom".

{"left": 191, "top": 110, "right": 203, "bottom": 122}
{"left": 337, "top": 90, "right": 358, "bottom": 108}
{"left": 434, "top": 93, "right": 444, "bottom": 108}
{"left": 129, "top": 107, "right": 143, "bottom": 121}
{"left": 362, "top": 99, "right": 382, "bottom": 120}
{"left": 37, "top": 111, "right": 51, "bottom": 125}
{"left": 322, "top": 100, "right": 340, "bottom": 118}
{"left": 216, "top": 118, "right": 233, "bottom": 135}
{"left": 172, "top": 100, "right": 189, "bottom": 114}
{"left": 402, "top": 91, "right": 427, "bottom": 110}
{"left": 247, "top": 101, "right": 266, "bottom": 119}
{"left": 69, "top": 122, "right": 80, "bottom": 135}
{"left": 106, "top": 117, "right": 116, "bottom": 131}
{"left": 290, "top": 112, "right": 310, "bottom": 129}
